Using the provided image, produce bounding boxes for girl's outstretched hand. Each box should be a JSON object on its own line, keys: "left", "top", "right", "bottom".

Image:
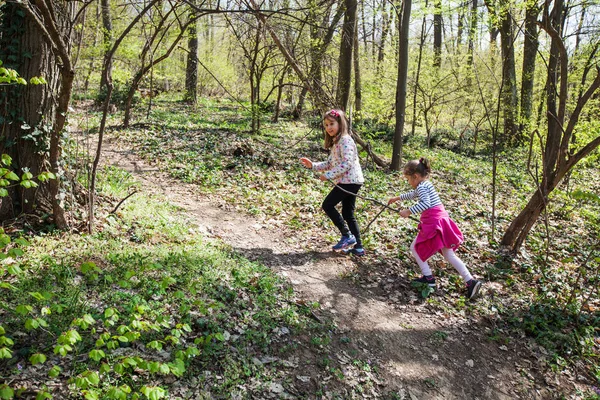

{"left": 388, "top": 197, "right": 400, "bottom": 205}
{"left": 399, "top": 209, "right": 411, "bottom": 218}
{"left": 319, "top": 175, "right": 327, "bottom": 181}
{"left": 299, "top": 157, "right": 313, "bottom": 169}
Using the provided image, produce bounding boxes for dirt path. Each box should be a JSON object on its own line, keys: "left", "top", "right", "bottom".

{"left": 101, "top": 135, "right": 553, "bottom": 399}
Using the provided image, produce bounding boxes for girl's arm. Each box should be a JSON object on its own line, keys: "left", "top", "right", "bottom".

{"left": 399, "top": 190, "right": 418, "bottom": 201}
{"left": 322, "top": 135, "right": 355, "bottom": 180}
{"left": 312, "top": 154, "right": 331, "bottom": 172}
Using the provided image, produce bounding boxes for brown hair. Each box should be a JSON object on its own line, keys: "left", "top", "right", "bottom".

{"left": 323, "top": 109, "right": 348, "bottom": 149}
{"left": 403, "top": 157, "right": 431, "bottom": 177}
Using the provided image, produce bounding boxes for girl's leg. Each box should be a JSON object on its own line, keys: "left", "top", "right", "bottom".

{"left": 441, "top": 248, "right": 473, "bottom": 282}
{"left": 340, "top": 184, "right": 362, "bottom": 247}
{"left": 322, "top": 186, "right": 350, "bottom": 236}
{"left": 410, "top": 237, "right": 433, "bottom": 276}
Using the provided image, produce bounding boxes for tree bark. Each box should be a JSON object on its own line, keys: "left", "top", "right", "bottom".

{"left": 293, "top": 0, "right": 342, "bottom": 118}
{"left": 391, "top": 0, "right": 412, "bottom": 170}
{"left": 411, "top": 9, "right": 427, "bottom": 137}
{"left": 353, "top": 17, "right": 362, "bottom": 115}
{"left": 377, "top": 0, "right": 390, "bottom": 65}
{"left": 519, "top": 1, "right": 539, "bottom": 140}
{"left": 336, "top": 0, "right": 357, "bottom": 110}
{"left": 99, "top": 0, "right": 113, "bottom": 93}
{"left": 0, "top": 3, "right": 58, "bottom": 219}
{"left": 185, "top": 0, "right": 199, "bottom": 104}
{"left": 467, "top": 0, "right": 477, "bottom": 67}
{"left": 433, "top": 0, "right": 442, "bottom": 68}
{"left": 498, "top": 4, "right": 518, "bottom": 144}
{"left": 484, "top": 0, "right": 518, "bottom": 144}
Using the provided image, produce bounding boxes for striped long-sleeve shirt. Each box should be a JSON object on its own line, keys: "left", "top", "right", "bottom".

{"left": 400, "top": 180, "right": 442, "bottom": 214}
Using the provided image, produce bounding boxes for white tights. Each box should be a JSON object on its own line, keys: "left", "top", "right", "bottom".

{"left": 410, "top": 238, "right": 473, "bottom": 282}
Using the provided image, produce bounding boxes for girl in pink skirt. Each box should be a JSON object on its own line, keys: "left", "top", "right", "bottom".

{"left": 388, "top": 158, "right": 482, "bottom": 299}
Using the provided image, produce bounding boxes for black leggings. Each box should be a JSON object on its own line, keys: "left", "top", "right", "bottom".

{"left": 322, "top": 183, "right": 362, "bottom": 248}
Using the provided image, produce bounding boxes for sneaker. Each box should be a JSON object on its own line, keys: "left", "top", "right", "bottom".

{"left": 412, "top": 275, "right": 436, "bottom": 288}
{"left": 343, "top": 247, "right": 365, "bottom": 256}
{"left": 466, "top": 279, "right": 482, "bottom": 300}
{"left": 332, "top": 235, "right": 356, "bottom": 250}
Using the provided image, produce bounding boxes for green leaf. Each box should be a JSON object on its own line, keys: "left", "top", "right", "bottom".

{"left": 20, "top": 180, "right": 38, "bottom": 189}
{"left": 81, "top": 262, "right": 100, "bottom": 275}
{"left": 25, "top": 318, "right": 40, "bottom": 331}
{"left": 148, "top": 361, "right": 160, "bottom": 373}
{"left": 53, "top": 344, "right": 72, "bottom": 356}
{"left": 5, "top": 172, "right": 18, "bottom": 181}
{"left": 65, "top": 329, "right": 82, "bottom": 344}
{"left": 104, "top": 308, "right": 117, "bottom": 318}
{"left": 7, "top": 247, "right": 23, "bottom": 258}
{"left": 113, "top": 363, "right": 124, "bottom": 374}
{"left": 99, "top": 363, "right": 110, "bottom": 374}
{"left": 0, "top": 348, "right": 12, "bottom": 359}
{"left": 185, "top": 346, "right": 200, "bottom": 357}
{"left": 15, "top": 304, "right": 33, "bottom": 315}
{"left": 0, "top": 188, "right": 7, "bottom": 197}
{"left": 140, "top": 386, "right": 167, "bottom": 400}
{"left": 48, "top": 365, "right": 61, "bottom": 378}
{"left": 88, "top": 349, "right": 105, "bottom": 362}
{"left": 159, "top": 364, "right": 170, "bottom": 375}
{"left": 1, "top": 154, "right": 11, "bottom": 166}
{"left": 168, "top": 358, "right": 186, "bottom": 377}
{"left": 82, "top": 390, "right": 99, "bottom": 400}
{"left": 146, "top": 341, "right": 163, "bottom": 351}
{"left": 29, "top": 353, "right": 46, "bottom": 365}
{"left": 0, "top": 384, "right": 14, "bottom": 399}
{"left": 86, "top": 371, "right": 100, "bottom": 386}
{"left": 29, "top": 292, "right": 46, "bottom": 301}
{"left": 107, "top": 387, "right": 127, "bottom": 400}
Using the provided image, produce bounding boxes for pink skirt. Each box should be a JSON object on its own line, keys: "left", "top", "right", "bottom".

{"left": 414, "top": 205, "right": 463, "bottom": 261}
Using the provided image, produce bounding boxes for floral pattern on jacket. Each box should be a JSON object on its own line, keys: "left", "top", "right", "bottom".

{"left": 313, "top": 134, "right": 364, "bottom": 184}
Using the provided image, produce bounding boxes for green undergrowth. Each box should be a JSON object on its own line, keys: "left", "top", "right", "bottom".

{"left": 0, "top": 166, "right": 383, "bottom": 399}
{"left": 76, "top": 97, "right": 599, "bottom": 393}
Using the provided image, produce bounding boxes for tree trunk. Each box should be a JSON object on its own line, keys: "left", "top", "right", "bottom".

{"left": 456, "top": 5, "right": 464, "bottom": 50}
{"left": 411, "top": 9, "right": 427, "bottom": 137}
{"left": 0, "top": 2, "right": 68, "bottom": 225}
{"left": 433, "top": 0, "right": 442, "bottom": 68}
{"left": 391, "top": 0, "right": 412, "bottom": 170}
{"left": 501, "top": 187, "right": 547, "bottom": 252}
{"left": 185, "top": 0, "right": 199, "bottom": 104}
{"left": 485, "top": 0, "right": 517, "bottom": 144}
{"left": 353, "top": 17, "right": 362, "bottom": 115}
{"left": 467, "top": 0, "right": 477, "bottom": 67}
{"left": 498, "top": 4, "right": 518, "bottom": 145}
{"left": 100, "top": 0, "right": 113, "bottom": 92}
{"left": 336, "top": 0, "right": 357, "bottom": 110}
{"left": 519, "top": 2, "right": 539, "bottom": 140}
{"left": 377, "top": 0, "right": 390, "bottom": 65}
{"left": 293, "top": 0, "right": 341, "bottom": 118}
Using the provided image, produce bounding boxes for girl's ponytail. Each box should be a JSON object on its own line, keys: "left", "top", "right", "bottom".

{"left": 404, "top": 157, "right": 431, "bottom": 177}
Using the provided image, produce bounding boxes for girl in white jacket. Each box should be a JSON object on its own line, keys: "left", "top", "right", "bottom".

{"left": 300, "top": 109, "right": 365, "bottom": 255}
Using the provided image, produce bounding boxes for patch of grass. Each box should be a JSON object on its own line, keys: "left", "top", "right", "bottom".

{"left": 1, "top": 165, "right": 373, "bottom": 398}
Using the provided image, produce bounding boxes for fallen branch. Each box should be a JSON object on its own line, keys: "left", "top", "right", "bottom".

{"left": 110, "top": 190, "right": 138, "bottom": 214}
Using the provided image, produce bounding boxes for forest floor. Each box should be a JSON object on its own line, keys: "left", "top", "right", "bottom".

{"left": 94, "top": 127, "right": 587, "bottom": 400}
